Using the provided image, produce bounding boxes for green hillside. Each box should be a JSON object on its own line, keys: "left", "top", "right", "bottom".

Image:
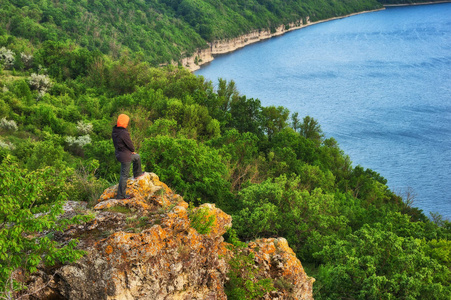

{"left": 0, "top": 0, "right": 382, "bottom": 65}
{"left": 1, "top": 0, "right": 450, "bottom": 299}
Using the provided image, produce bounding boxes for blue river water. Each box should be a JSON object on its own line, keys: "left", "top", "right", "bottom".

{"left": 196, "top": 3, "right": 451, "bottom": 220}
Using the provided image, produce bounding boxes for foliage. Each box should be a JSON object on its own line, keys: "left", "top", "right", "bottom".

{"left": 300, "top": 115, "right": 324, "bottom": 145}
{"left": 0, "top": 118, "right": 17, "bottom": 131}
{"left": 261, "top": 105, "right": 290, "bottom": 140}
{"left": 233, "top": 175, "right": 349, "bottom": 260}
{"left": 76, "top": 120, "right": 93, "bottom": 135}
{"left": 313, "top": 224, "right": 451, "bottom": 299}
{"left": 65, "top": 159, "right": 110, "bottom": 206}
{"left": 0, "top": 47, "right": 14, "bottom": 68}
{"left": 140, "top": 136, "right": 232, "bottom": 206}
{"left": 225, "top": 247, "right": 275, "bottom": 300}
{"left": 0, "top": 157, "right": 91, "bottom": 297}
{"left": 188, "top": 204, "right": 216, "bottom": 235}
{"left": 65, "top": 135, "right": 92, "bottom": 148}
{"left": 28, "top": 73, "right": 52, "bottom": 98}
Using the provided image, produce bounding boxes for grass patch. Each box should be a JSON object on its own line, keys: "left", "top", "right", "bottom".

{"left": 188, "top": 204, "right": 216, "bottom": 235}
{"left": 105, "top": 205, "right": 134, "bottom": 214}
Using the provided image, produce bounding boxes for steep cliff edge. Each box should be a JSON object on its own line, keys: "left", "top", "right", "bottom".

{"left": 25, "top": 173, "right": 314, "bottom": 299}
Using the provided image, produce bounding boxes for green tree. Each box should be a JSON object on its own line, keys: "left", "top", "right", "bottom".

{"left": 233, "top": 175, "right": 348, "bottom": 259}
{"left": 314, "top": 224, "right": 451, "bottom": 299}
{"left": 261, "top": 105, "right": 289, "bottom": 140}
{"left": 208, "top": 129, "right": 260, "bottom": 192}
{"left": 229, "top": 96, "right": 263, "bottom": 136}
{"left": 140, "top": 136, "right": 232, "bottom": 206}
{"left": 0, "top": 157, "right": 90, "bottom": 297}
{"left": 217, "top": 78, "right": 239, "bottom": 112}
{"left": 299, "top": 116, "right": 323, "bottom": 145}
{"left": 291, "top": 112, "right": 301, "bottom": 132}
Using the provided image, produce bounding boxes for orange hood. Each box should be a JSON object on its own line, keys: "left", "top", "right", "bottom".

{"left": 117, "top": 114, "right": 130, "bottom": 128}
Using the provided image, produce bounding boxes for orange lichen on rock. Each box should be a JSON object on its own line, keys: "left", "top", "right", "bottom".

{"left": 194, "top": 203, "right": 232, "bottom": 239}
{"left": 161, "top": 205, "right": 190, "bottom": 232}
{"left": 105, "top": 245, "right": 113, "bottom": 255}
{"left": 99, "top": 225, "right": 168, "bottom": 266}
{"left": 27, "top": 173, "right": 313, "bottom": 300}
{"left": 248, "top": 237, "right": 315, "bottom": 300}
{"left": 95, "top": 173, "right": 184, "bottom": 213}
{"left": 93, "top": 198, "right": 152, "bottom": 211}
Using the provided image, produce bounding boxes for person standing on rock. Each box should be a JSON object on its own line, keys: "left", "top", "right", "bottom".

{"left": 112, "top": 114, "right": 145, "bottom": 199}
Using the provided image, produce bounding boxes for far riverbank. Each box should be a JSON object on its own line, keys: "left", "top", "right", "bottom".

{"left": 384, "top": 1, "right": 451, "bottom": 7}
{"left": 183, "top": 8, "right": 385, "bottom": 72}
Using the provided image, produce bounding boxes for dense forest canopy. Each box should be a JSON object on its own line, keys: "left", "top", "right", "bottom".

{"left": 1, "top": 0, "right": 450, "bottom": 298}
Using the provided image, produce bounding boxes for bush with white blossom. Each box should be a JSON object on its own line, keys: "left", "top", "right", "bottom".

{"left": 65, "top": 135, "right": 92, "bottom": 148}
{"left": 0, "top": 140, "right": 15, "bottom": 150}
{"left": 76, "top": 120, "right": 93, "bottom": 135}
{"left": 0, "top": 118, "right": 18, "bottom": 131}
{"left": 29, "top": 73, "right": 53, "bottom": 98}
{"left": 20, "top": 52, "right": 33, "bottom": 69}
{"left": 0, "top": 47, "right": 15, "bottom": 68}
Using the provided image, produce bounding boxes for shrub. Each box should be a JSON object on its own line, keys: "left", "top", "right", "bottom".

{"left": 28, "top": 73, "right": 52, "bottom": 98}
{"left": 20, "top": 52, "right": 33, "bottom": 69}
{"left": 65, "top": 159, "right": 109, "bottom": 206}
{"left": 225, "top": 247, "right": 275, "bottom": 300}
{"left": 0, "top": 140, "right": 14, "bottom": 151}
{"left": 12, "top": 79, "right": 32, "bottom": 103}
{"left": 0, "top": 118, "right": 18, "bottom": 132}
{"left": 0, "top": 157, "right": 91, "bottom": 297}
{"left": 65, "top": 135, "right": 92, "bottom": 148}
{"left": 76, "top": 120, "right": 93, "bottom": 135}
{"left": 140, "top": 136, "right": 231, "bottom": 206}
{"left": 188, "top": 204, "right": 216, "bottom": 235}
{"left": 0, "top": 47, "right": 15, "bottom": 68}
{"left": 24, "top": 140, "right": 66, "bottom": 171}
{"left": 313, "top": 225, "right": 451, "bottom": 299}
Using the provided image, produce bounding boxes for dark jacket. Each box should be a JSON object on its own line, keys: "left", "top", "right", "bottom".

{"left": 112, "top": 125, "right": 135, "bottom": 162}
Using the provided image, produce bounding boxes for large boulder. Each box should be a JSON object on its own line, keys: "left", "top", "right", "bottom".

{"left": 24, "top": 173, "right": 314, "bottom": 299}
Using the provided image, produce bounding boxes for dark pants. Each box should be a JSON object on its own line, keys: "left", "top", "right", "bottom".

{"left": 117, "top": 153, "right": 143, "bottom": 199}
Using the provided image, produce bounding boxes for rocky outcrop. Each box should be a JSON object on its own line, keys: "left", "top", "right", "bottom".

{"left": 249, "top": 238, "right": 315, "bottom": 299}
{"left": 25, "top": 173, "right": 314, "bottom": 299}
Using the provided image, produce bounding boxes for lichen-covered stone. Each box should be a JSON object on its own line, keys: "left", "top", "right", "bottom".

{"left": 249, "top": 238, "right": 315, "bottom": 300}
{"left": 25, "top": 174, "right": 314, "bottom": 300}
{"left": 97, "top": 172, "right": 178, "bottom": 211}
{"left": 195, "top": 203, "right": 232, "bottom": 239}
